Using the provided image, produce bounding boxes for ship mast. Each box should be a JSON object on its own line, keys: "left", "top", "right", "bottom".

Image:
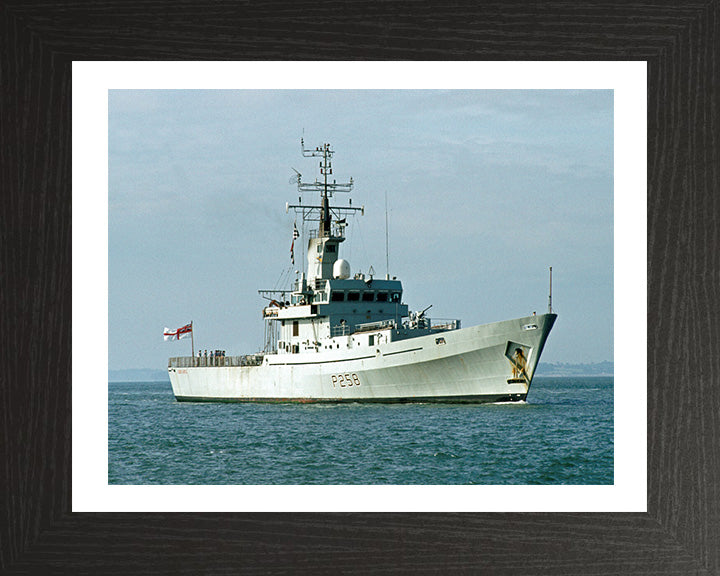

{"left": 288, "top": 140, "right": 361, "bottom": 226}
{"left": 548, "top": 266, "right": 553, "bottom": 314}
{"left": 313, "top": 142, "right": 333, "bottom": 237}
{"left": 286, "top": 140, "right": 364, "bottom": 278}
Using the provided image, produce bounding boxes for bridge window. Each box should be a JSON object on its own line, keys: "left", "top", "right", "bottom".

{"left": 347, "top": 291, "right": 360, "bottom": 301}
{"left": 362, "top": 292, "right": 374, "bottom": 302}
{"left": 331, "top": 291, "right": 345, "bottom": 302}
{"left": 391, "top": 292, "right": 401, "bottom": 302}
{"left": 376, "top": 292, "right": 388, "bottom": 302}
{"left": 326, "top": 244, "right": 336, "bottom": 253}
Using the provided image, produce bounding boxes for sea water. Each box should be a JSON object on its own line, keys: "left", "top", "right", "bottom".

{"left": 108, "top": 377, "right": 612, "bottom": 485}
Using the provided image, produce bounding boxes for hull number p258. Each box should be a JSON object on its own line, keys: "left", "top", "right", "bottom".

{"left": 331, "top": 373, "right": 361, "bottom": 388}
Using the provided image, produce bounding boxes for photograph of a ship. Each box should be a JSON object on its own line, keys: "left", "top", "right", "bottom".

{"left": 108, "top": 86, "right": 614, "bottom": 486}
{"left": 168, "top": 140, "right": 557, "bottom": 403}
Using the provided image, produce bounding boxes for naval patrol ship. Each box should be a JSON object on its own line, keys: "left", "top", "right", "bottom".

{"left": 168, "top": 141, "right": 556, "bottom": 403}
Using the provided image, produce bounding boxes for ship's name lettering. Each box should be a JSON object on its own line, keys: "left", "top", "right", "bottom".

{"left": 331, "top": 373, "right": 361, "bottom": 388}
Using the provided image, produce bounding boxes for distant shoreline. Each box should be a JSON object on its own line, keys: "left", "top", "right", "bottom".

{"left": 108, "top": 368, "right": 170, "bottom": 383}
{"left": 108, "top": 362, "right": 614, "bottom": 383}
{"left": 534, "top": 361, "right": 614, "bottom": 377}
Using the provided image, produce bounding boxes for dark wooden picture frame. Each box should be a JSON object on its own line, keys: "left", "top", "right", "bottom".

{"left": 2, "top": 2, "right": 718, "bottom": 574}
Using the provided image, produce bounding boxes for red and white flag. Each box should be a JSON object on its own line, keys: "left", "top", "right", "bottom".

{"left": 164, "top": 323, "right": 192, "bottom": 341}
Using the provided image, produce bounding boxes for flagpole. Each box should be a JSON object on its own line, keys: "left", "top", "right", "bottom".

{"left": 191, "top": 320, "right": 195, "bottom": 359}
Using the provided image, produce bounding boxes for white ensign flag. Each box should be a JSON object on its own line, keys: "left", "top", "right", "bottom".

{"left": 163, "top": 323, "right": 192, "bottom": 341}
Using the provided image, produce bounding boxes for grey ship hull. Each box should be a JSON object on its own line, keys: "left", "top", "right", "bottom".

{"left": 168, "top": 313, "right": 556, "bottom": 403}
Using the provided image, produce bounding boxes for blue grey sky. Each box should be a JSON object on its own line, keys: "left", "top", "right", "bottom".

{"left": 109, "top": 89, "right": 613, "bottom": 370}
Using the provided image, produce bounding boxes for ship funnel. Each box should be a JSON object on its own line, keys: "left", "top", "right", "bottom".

{"left": 333, "top": 259, "right": 351, "bottom": 279}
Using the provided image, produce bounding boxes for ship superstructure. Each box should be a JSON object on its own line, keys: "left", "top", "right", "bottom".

{"left": 168, "top": 141, "right": 556, "bottom": 403}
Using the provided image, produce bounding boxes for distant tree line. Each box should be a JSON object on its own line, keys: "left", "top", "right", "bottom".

{"left": 535, "top": 361, "right": 614, "bottom": 377}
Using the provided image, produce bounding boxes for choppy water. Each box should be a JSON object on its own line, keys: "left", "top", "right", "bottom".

{"left": 108, "top": 377, "right": 613, "bottom": 485}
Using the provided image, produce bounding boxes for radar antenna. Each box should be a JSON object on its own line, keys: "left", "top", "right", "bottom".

{"left": 289, "top": 167, "right": 301, "bottom": 185}
{"left": 286, "top": 140, "right": 363, "bottom": 238}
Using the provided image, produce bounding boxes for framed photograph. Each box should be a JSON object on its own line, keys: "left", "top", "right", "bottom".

{"left": 84, "top": 63, "right": 634, "bottom": 510}
{"left": 2, "top": 2, "right": 717, "bottom": 574}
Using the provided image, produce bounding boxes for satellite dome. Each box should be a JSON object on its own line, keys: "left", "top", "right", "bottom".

{"left": 333, "top": 259, "right": 351, "bottom": 279}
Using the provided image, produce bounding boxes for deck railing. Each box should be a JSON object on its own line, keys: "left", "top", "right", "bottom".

{"left": 329, "top": 319, "right": 397, "bottom": 337}
{"left": 330, "top": 324, "right": 354, "bottom": 337}
{"left": 168, "top": 355, "right": 264, "bottom": 368}
{"left": 327, "top": 318, "right": 460, "bottom": 338}
{"left": 354, "top": 319, "right": 396, "bottom": 333}
{"left": 430, "top": 318, "right": 461, "bottom": 331}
